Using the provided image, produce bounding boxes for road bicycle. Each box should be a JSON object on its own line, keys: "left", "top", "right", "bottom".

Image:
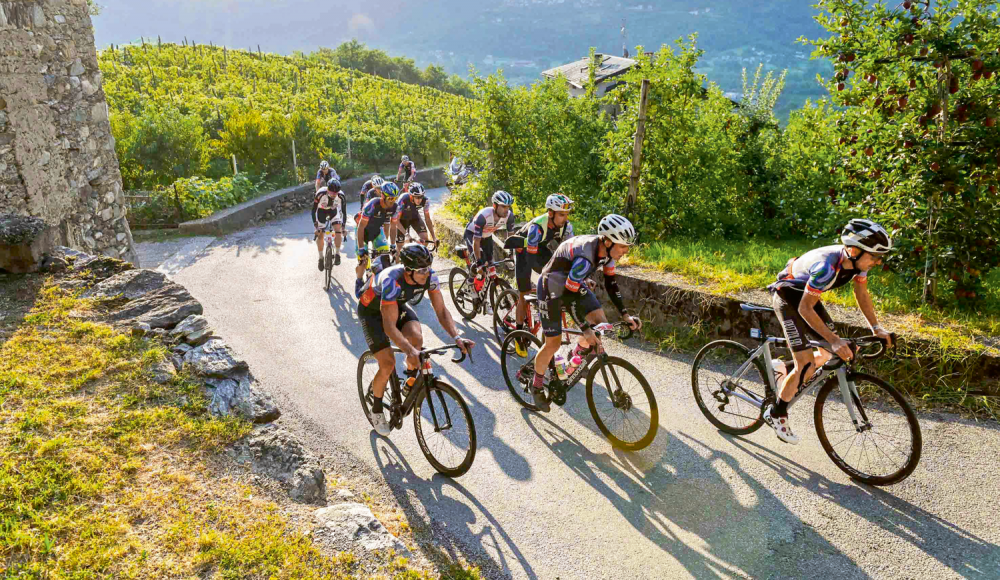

{"left": 358, "top": 344, "right": 477, "bottom": 477}
{"left": 691, "top": 303, "right": 921, "bottom": 486}
{"left": 500, "top": 318, "right": 659, "bottom": 450}
{"left": 319, "top": 217, "right": 339, "bottom": 291}
{"left": 448, "top": 244, "right": 514, "bottom": 320}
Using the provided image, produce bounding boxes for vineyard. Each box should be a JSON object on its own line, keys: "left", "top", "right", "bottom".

{"left": 99, "top": 40, "right": 476, "bottom": 223}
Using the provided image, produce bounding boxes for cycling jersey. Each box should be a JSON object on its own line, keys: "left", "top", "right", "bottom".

{"left": 769, "top": 245, "right": 867, "bottom": 297}
{"left": 358, "top": 264, "right": 440, "bottom": 314}
{"left": 514, "top": 214, "right": 573, "bottom": 292}
{"left": 361, "top": 198, "right": 399, "bottom": 230}
{"left": 396, "top": 192, "right": 429, "bottom": 220}
{"left": 313, "top": 191, "right": 346, "bottom": 226}
{"left": 465, "top": 207, "right": 515, "bottom": 240}
{"left": 361, "top": 180, "right": 375, "bottom": 195}
{"left": 399, "top": 160, "right": 417, "bottom": 181}
{"left": 539, "top": 235, "right": 627, "bottom": 315}
{"left": 316, "top": 168, "right": 338, "bottom": 182}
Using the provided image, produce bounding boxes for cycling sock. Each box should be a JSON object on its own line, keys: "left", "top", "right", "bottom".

{"left": 532, "top": 372, "right": 545, "bottom": 388}
{"left": 372, "top": 396, "right": 383, "bottom": 414}
{"left": 516, "top": 322, "right": 525, "bottom": 331}
{"left": 772, "top": 399, "right": 789, "bottom": 417}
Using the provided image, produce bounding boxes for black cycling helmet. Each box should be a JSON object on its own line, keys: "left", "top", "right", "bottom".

{"left": 410, "top": 182, "right": 425, "bottom": 196}
{"left": 841, "top": 218, "right": 892, "bottom": 254}
{"left": 399, "top": 243, "right": 433, "bottom": 270}
{"left": 327, "top": 179, "right": 342, "bottom": 193}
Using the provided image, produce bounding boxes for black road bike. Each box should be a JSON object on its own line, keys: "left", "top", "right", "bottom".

{"left": 448, "top": 247, "right": 514, "bottom": 320}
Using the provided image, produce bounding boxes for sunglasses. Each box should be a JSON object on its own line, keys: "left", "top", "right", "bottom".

{"left": 408, "top": 267, "right": 431, "bottom": 276}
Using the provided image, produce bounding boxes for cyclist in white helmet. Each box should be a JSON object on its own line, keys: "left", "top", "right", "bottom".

{"left": 360, "top": 174, "right": 386, "bottom": 207}
{"left": 316, "top": 160, "right": 338, "bottom": 193}
{"left": 763, "top": 218, "right": 895, "bottom": 444}
{"left": 529, "top": 214, "right": 643, "bottom": 412}
{"left": 463, "top": 190, "right": 516, "bottom": 272}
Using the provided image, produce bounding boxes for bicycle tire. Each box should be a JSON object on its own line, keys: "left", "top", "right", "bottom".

{"left": 449, "top": 267, "right": 478, "bottom": 320}
{"left": 691, "top": 340, "right": 768, "bottom": 435}
{"left": 586, "top": 356, "right": 658, "bottom": 450}
{"left": 489, "top": 277, "right": 512, "bottom": 314}
{"left": 357, "top": 351, "right": 395, "bottom": 429}
{"left": 814, "top": 372, "right": 921, "bottom": 486}
{"left": 413, "top": 380, "right": 477, "bottom": 477}
{"left": 492, "top": 288, "right": 520, "bottom": 344}
{"left": 324, "top": 245, "right": 333, "bottom": 290}
{"left": 500, "top": 330, "right": 543, "bottom": 411}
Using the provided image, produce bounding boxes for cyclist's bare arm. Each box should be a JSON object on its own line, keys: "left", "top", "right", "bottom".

{"left": 381, "top": 301, "right": 419, "bottom": 358}
{"left": 357, "top": 217, "right": 369, "bottom": 247}
{"left": 798, "top": 292, "right": 851, "bottom": 359}
{"left": 853, "top": 279, "right": 892, "bottom": 346}
{"left": 424, "top": 207, "right": 437, "bottom": 240}
{"left": 472, "top": 236, "right": 483, "bottom": 262}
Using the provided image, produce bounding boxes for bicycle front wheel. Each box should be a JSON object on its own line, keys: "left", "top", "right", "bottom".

{"left": 814, "top": 372, "right": 921, "bottom": 486}
{"left": 448, "top": 267, "right": 478, "bottom": 320}
{"left": 324, "top": 245, "right": 333, "bottom": 290}
{"left": 691, "top": 340, "right": 768, "bottom": 435}
{"left": 413, "top": 380, "right": 477, "bottom": 477}
{"left": 357, "top": 351, "right": 396, "bottom": 429}
{"left": 586, "top": 357, "right": 658, "bottom": 450}
{"left": 492, "top": 288, "right": 520, "bottom": 344}
{"left": 500, "top": 330, "right": 543, "bottom": 410}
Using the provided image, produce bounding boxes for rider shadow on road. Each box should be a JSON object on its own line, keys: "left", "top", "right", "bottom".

{"left": 724, "top": 435, "right": 1000, "bottom": 579}
{"left": 369, "top": 433, "right": 540, "bottom": 580}
{"left": 326, "top": 278, "right": 365, "bottom": 355}
{"left": 520, "top": 410, "right": 871, "bottom": 579}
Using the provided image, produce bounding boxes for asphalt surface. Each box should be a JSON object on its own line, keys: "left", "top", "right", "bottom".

{"left": 158, "top": 188, "right": 1000, "bottom": 580}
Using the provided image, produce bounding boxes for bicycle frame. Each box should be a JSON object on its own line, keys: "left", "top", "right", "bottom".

{"left": 546, "top": 326, "right": 626, "bottom": 403}
{"left": 384, "top": 347, "right": 458, "bottom": 431}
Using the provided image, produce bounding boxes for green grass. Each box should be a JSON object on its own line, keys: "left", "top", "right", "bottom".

{"left": 0, "top": 282, "right": 473, "bottom": 579}
{"left": 626, "top": 237, "right": 1000, "bottom": 346}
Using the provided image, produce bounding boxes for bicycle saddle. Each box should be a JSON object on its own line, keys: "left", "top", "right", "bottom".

{"left": 740, "top": 303, "right": 775, "bottom": 314}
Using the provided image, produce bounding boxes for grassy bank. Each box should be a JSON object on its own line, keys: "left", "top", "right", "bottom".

{"left": 0, "top": 281, "right": 468, "bottom": 578}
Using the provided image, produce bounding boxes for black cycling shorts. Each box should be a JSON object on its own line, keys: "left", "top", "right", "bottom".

{"left": 395, "top": 214, "right": 428, "bottom": 243}
{"left": 537, "top": 275, "right": 601, "bottom": 338}
{"left": 463, "top": 231, "right": 494, "bottom": 265}
{"left": 315, "top": 208, "right": 342, "bottom": 227}
{"left": 771, "top": 289, "right": 835, "bottom": 352}
{"left": 359, "top": 303, "right": 420, "bottom": 354}
{"left": 514, "top": 249, "right": 549, "bottom": 293}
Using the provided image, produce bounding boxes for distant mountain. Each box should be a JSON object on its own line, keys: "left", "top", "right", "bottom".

{"left": 92, "top": 0, "right": 833, "bottom": 117}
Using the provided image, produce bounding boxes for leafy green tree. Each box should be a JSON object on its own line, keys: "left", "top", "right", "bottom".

{"left": 110, "top": 105, "right": 207, "bottom": 190}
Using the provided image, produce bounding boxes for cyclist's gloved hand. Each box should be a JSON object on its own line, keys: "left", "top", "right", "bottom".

{"left": 357, "top": 246, "right": 368, "bottom": 258}
{"left": 831, "top": 338, "right": 854, "bottom": 361}
{"left": 624, "top": 314, "right": 642, "bottom": 331}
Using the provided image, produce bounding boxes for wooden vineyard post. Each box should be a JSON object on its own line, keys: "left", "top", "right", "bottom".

{"left": 232, "top": 154, "right": 238, "bottom": 175}
{"left": 292, "top": 140, "right": 298, "bottom": 179}
{"left": 173, "top": 183, "right": 185, "bottom": 223}
{"left": 625, "top": 79, "right": 650, "bottom": 219}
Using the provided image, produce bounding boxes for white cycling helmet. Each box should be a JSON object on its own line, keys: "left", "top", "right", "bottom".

{"left": 319, "top": 160, "right": 329, "bottom": 169}
{"left": 401, "top": 155, "right": 410, "bottom": 162}
{"left": 841, "top": 218, "right": 893, "bottom": 254}
{"left": 492, "top": 190, "right": 514, "bottom": 206}
{"left": 545, "top": 193, "right": 574, "bottom": 212}
{"left": 598, "top": 214, "right": 638, "bottom": 246}
{"left": 371, "top": 175, "right": 386, "bottom": 188}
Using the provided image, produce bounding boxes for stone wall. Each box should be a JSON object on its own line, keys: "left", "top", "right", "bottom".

{"left": 0, "top": 0, "right": 138, "bottom": 264}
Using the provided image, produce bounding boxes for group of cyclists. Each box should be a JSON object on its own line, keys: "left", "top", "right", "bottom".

{"left": 309, "top": 158, "right": 897, "bottom": 446}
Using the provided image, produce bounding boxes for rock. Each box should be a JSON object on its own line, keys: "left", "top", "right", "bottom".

{"left": 150, "top": 359, "right": 176, "bottom": 384}
{"left": 0, "top": 214, "right": 57, "bottom": 273}
{"left": 171, "top": 355, "right": 184, "bottom": 372}
{"left": 170, "top": 314, "right": 213, "bottom": 345}
{"left": 205, "top": 372, "right": 280, "bottom": 424}
{"left": 312, "top": 503, "right": 410, "bottom": 556}
{"left": 41, "top": 255, "right": 69, "bottom": 272}
{"left": 232, "top": 425, "right": 326, "bottom": 503}
{"left": 172, "top": 342, "right": 193, "bottom": 355}
{"left": 130, "top": 321, "right": 152, "bottom": 336}
{"left": 95, "top": 274, "right": 202, "bottom": 329}
{"left": 335, "top": 488, "right": 356, "bottom": 501}
{"left": 183, "top": 338, "right": 248, "bottom": 378}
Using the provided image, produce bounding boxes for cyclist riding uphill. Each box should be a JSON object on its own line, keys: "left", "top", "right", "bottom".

{"left": 464, "top": 190, "right": 516, "bottom": 279}
{"left": 763, "top": 218, "right": 895, "bottom": 445}
{"left": 361, "top": 175, "right": 385, "bottom": 206}
{"left": 394, "top": 182, "right": 437, "bottom": 247}
{"left": 510, "top": 193, "right": 574, "bottom": 356}
{"left": 355, "top": 182, "right": 402, "bottom": 296}
{"left": 397, "top": 155, "right": 417, "bottom": 186}
{"left": 315, "top": 160, "right": 339, "bottom": 192}
{"left": 312, "top": 180, "right": 347, "bottom": 270}
{"left": 530, "top": 214, "right": 643, "bottom": 412}
{"left": 358, "top": 243, "right": 474, "bottom": 435}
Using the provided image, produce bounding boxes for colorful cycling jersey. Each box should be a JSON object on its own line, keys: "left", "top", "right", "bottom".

{"left": 399, "top": 160, "right": 416, "bottom": 180}
{"left": 361, "top": 197, "right": 400, "bottom": 230}
{"left": 365, "top": 188, "right": 383, "bottom": 203}
{"left": 358, "top": 264, "right": 440, "bottom": 313}
{"left": 316, "top": 168, "right": 338, "bottom": 182}
{"left": 396, "top": 192, "right": 429, "bottom": 220}
{"left": 540, "top": 235, "right": 616, "bottom": 298}
{"left": 769, "top": 245, "right": 867, "bottom": 296}
{"left": 314, "top": 190, "right": 345, "bottom": 214}
{"left": 518, "top": 214, "right": 573, "bottom": 257}
{"left": 361, "top": 180, "right": 375, "bottom": 194}
{"left": 465, "top": 206, "right": 515, "bottom": 239}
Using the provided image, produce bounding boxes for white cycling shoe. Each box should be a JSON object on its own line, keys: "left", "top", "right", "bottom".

{"left": 369, "top": 411, "right": 391, "bottom": 437}
{"left": 764, "top": 405, "right": 800, "bottom": 445}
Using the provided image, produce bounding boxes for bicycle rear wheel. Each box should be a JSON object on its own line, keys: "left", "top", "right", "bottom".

{"left": 413, "top": 380, "right": 477, "bottom": 477}
{"left": 489, "top": 278, "right": 512, "bottom": 314}
{"left": 691, "top": 340, "right": 768, "bottom": 435}
{"left": 500, "top": 330, "right": 543, "bottom": 410}
{"left": 492, "top": 288, "right": 520, "bottom": 344}
{"left": 324, "top": 245, "right": 333, "bottom": 290}
{"left": 357, "top": 351, "right": 397, "bottom": 429}
{"left": 814, "top": 372, "right": 921, "bottom": 486}
{"left": 448, "top": 267, "right": 478, "bottom": 320}
{"left": 587, "top": 357, "right": 658, "bottom": 450}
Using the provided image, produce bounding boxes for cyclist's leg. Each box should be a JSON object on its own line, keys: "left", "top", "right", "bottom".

{"left": 514, "top": 250, "right": 532, "bottom": 325}
{"left": 571, "top": 290, "right": 606, "bottom": 351}
{"left": 411, "top": 216, "right": 429, "bottom": 245}
{"left": 771, "top": 291, "right": 818, "bottom": 404}
{"left": 395, "top": 219, "right": 409, "bottom": 246}
{"left": 333, "top": 222, "right": 343, "bottom": 254}
{"left": 533, "top": 278, "right": 563, "bottom": 377}
{"left": 359, "top": 308, "right": 395, "bottom": 402}
{"left": 398, "top": 306, "right": 422, "bottom": 372}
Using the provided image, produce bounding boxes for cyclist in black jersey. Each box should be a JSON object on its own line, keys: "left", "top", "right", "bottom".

{"left": 763, "top": 218, "right": 895, "bottom": 444}
{"left": 357, "top": 244, "right": 473, "bottom": 435}
{"left": 394, "top": 183, "right": 437, "bottom": 246}
{"left": 312, "top": 180, "right": 347, "bottom": 269}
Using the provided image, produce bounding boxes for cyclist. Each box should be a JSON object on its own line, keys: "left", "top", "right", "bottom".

{"left": 763, "top": 218, "right": 894, "bottom": 444}
{"left": 355, "top": 182, "right": 402, "bottom": 296}
{"left": 464, "top": 190, "right": 516, "bottom": 277}
{"left": 315, "top": 160, "right": 339, "bottom": 192}
{"left": 511, "top": 193, "right": 575, "bottom": 356}
{"left": 312, "top": 180, "right": 347, "bottom": 270}
{"left": 397, "top": 155, "right": 417, "bottom": 188}
{"left": 360, "top": 175, "right": 385, "bottom": 206}
{"left": 394, "top": 183, "right": 437, "bottom": 247}
{"left": 358, "top": 243, "right": 474, "bottom": 436}
{"left": 530, "top": 214, "right": 643, "bottom": 412}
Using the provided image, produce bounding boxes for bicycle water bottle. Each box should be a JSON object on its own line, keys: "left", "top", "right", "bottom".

{"left": 564, "top": 354, "right": 583, "bottom": 378}
{"left": 554, "top": 354, "right": 568, "bottom": 380}
{"left": 473, "top": 270, "right": 485, "bottom": 293}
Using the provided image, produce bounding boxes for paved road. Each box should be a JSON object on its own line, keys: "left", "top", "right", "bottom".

{"left": 161, "top": 189, "right": 1000, "bottom": 580}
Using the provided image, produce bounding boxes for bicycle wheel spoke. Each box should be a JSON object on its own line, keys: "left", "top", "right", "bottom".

{"left": 588, "top": 358, "right": 656, "bottom": 448}
{"left": 691, "top": 342, "right": 768, "bottom": 435}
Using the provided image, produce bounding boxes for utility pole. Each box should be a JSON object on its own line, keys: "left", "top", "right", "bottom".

{"left": 625, "top": 79, "right": 650, "bottom": 218}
